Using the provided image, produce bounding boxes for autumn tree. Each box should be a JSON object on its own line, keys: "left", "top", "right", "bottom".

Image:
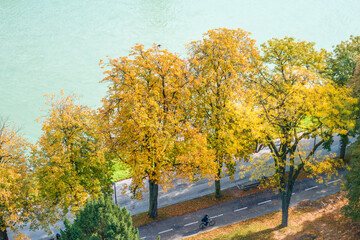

{"left": 327, "top": 35, "right": 360, "bottom": 159}
{"left": 100, "top": 44, "right": 216, "bottom": 218}
{"left": 187, "top": 28, "right": 260, "bottom": 198}
{"left": 245, "top": 37, "right": 356, "bottom": 227}
{"left": 0, "top": 120, "right": 34, "bottom": 240}
{"left": 342, "top": 58, "right": 360, "bottom": 222}
{"left": 60, "top": 196, "right": 139, "bottom": 240}
{"left": 348, "top": 57, "right": 360, "bottom": 128}
{"left": 32, "top": 92, "right": 113, "bottom": 228}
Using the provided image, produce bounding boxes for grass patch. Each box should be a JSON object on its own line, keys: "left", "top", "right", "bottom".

{"left": 111, "top": 161, "right": 131, "bottom": 182}
{"left": 184, "top": 192, "right": 360, "bottom": 240}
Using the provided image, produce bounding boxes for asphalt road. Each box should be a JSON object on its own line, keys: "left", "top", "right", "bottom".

{"left": 7, "top": 135, "right": 354, "bottom": 239}
{"left": 114, "top": 135, "right": 354, "bottom": 216}
{"left": 138, "top": 168, "right": 347, "bottom": 240}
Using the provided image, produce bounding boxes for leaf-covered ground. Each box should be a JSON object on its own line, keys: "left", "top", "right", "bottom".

{"left": 184, "top": 192, "right": 360, "bottom": 240}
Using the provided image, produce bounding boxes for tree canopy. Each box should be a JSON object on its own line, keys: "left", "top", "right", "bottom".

{"left": 342, "top": 57, "right": 360, "bottom": 223}
{"left": 100, "top": 44, "right": 216, "bottom": 218}
{"left": 32, "top": 92, "right": 113, "bottom": 227}
{"left": 0, "top": 120, "right": 34, "bottom": 240}
{"left": 327, "top": 35, "right": 360, "bottom": 86}
{"left": 60, "top": 196, "right": 139, "bottom": 240}
{"left": 242, "top": 37, "right": 356, "bottom": 227}
{"left": 343, "top": 139, "right": 360, "bottom": 223}
{"left": 326, "top": 35, "right": 360, "bottom": 159}
{"left": 187, "top": 28, "right": 260, "bottom": 198}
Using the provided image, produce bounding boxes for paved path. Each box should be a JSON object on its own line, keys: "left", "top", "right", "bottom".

{"left": 7, "top": 135, "right": 353, "bottom": 239}
{"left": 114, "top": 135, "right": 353, "bottom": 216}
{"left": 138, "top": 169, "right": 347, "bottom": 240}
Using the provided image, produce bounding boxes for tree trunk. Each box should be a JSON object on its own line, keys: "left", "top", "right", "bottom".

{"left": 215, "top": 179, "right": 221, "bottom": 198}
{"left": 340, "top": 134, "right": 348, "bottom": 160}
{"left": 281, "top": 192, "right": 290, "bottom": 227}
{"left": 148, "top": 179, "right": 158, "bottom": 218}
{"left": 0, "top": 230, "right": 8, "bottom": 240}
{"left": 0, "top": 220, "right": 9, "bottom": 240}
{"left": 215, "top": 167, "right": 222, "bottom": 198}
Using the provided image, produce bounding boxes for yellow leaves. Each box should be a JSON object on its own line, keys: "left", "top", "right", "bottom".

{"left": 100, "top": 43, "right": 217, "bottom": 196}
{"left": 32, "top": 92, "right": 112, "bottom": 224}
{"left": 0, "top": 120, "right": 34, "bottom": 233}
{"left": 243, "top": 36, "right": 357, "bottom": 204}
{"left": 187, "top": 28, "right": 260, "bottom": 180}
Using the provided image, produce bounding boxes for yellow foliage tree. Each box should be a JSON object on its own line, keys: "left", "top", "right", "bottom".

{"left": 187, "top": 28, "right": 260, "bottom": 198}
{"left": 0, "top": 120, "right": 34, "bottom": 240}
{"left": 100, "top": 44, "right": 217, "bottom": 218}
{"left": 348, "top": 57, "right": 360, "bottom": 130}
{"left": 32, "top": 92, "right": 112, "bottom": 228}
{"left": 244, "top": 37, "right": 357, "bottom": 227}
{"left": 242, "top": 37, "right": 356, "bottom": 227}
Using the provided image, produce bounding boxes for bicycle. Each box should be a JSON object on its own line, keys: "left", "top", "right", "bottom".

{"left": 199, "top": 218, "right": 215, "bottom": 229}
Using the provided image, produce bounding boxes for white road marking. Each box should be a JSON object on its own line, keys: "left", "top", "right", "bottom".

{"left": 184, "top": 221, "right": 198, "bottom": 227}
{"left": 211, "top": 214, "right": 224, "bottom": 219}
{"left": 234, "top": 207, "right": 248, "bottom": 212}
{"left": 258, "top": 200, "right": 271, "bottom": 205}
{"left": 302, "top": 199, "right": 310, "bottom": 201}
{"left": 305, "top": 186, "right": 318, "bottom": 191}
{"left": 140, "top": 237, "right": 146, "bottom": 239}
{"left": 328, "top": 179, "right": 340, "bottom": 184}
{"left": 158, "top": 228, "right": 173, "bottom": 234}
{"left": 292, "top": 193, "right": 295, "bottom": 195}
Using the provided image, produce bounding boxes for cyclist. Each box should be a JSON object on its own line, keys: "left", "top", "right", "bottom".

{"left": 201, "top": 214, "right": 210, "bottom": 226}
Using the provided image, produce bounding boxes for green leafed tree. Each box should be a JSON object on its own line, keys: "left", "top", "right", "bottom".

{"left": 60, "top": 195, "right": 139, "bottom": 240}
{"left": 342, "top": 58, "right": 360, "bottom": 222}
{"left": 245, "top": 37, "right": 356, "bottom": 227}
{"left": 32, "top": 92, "right": 113, "bottom": 229}
{"left": 100, "top": 44, "right": 217, "bottom": 218}
{"left": 343, "top": 139, "right": 360, "bottom": 223}
{"left": 187, "top": 28, "right": 260, "bottom": 198}
{"left": 327, "top": 35, "right": 360, "bottom": 159}
{"left": 327, "top": 35, "right": 360, "bottom": 86}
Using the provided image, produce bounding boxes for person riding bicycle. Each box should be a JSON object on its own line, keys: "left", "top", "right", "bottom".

{"left": 201, "top": 214, "right": 210, "bottom": 226}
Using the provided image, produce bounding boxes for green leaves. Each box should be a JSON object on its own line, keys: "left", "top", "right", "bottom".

{"left": 60, "top": 196, "right": 139, "bottom": 240}
{"left": 343, "top": 140, "right": 360, "bottom": 222}
{"left": 327, "top": 35, "right": 360, "bottom": 86}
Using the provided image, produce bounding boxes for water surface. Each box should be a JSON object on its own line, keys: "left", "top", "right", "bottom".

{"left": 1, "top": 0, "right": 360, "bottom": 142}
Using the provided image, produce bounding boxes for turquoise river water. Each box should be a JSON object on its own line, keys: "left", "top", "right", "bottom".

{"left": 1, "top": 0, "right": 360, "bottom": 142}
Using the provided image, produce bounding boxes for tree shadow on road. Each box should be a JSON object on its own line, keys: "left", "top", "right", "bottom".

{"left": 216, "top": 225, "right": 281, "bottom": 240}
